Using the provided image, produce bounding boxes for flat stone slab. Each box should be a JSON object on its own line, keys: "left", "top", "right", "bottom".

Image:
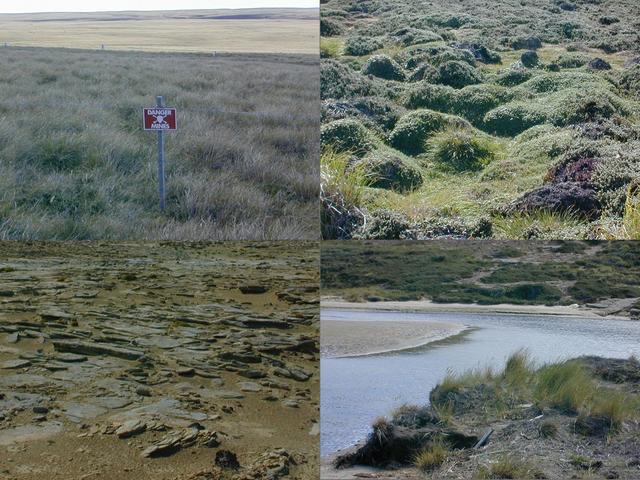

{"left": 1, "top": 359, "right": 31, "bottom": 369}
{"left": 0, "top": 422, "right": 64, "bottom": 446}
{"left": 52, "top": 340, "right": 144, "bottom": 360}
{"left": 238, "top": 382, "right": 262, "bottom": 392}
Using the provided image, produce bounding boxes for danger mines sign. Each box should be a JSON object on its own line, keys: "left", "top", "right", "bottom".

{"left": 143, "top": 108, "right": 177, "bottom": 131}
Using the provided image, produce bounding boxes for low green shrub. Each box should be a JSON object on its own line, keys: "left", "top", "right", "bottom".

{"left": 554, "top": 52, "right": 590, "bottom": 68}
{"left": 437, "top": 60, "right": 482, "bottom": 89}
{"left": 391, "top": 27, "right": 442, "bottom": 46}
{"left": 344, "top": 36, "right": 383, "bottom": 56}
{"left": 619, "top": 65, "right": 640, "bottom": 98}
{"left": 495, "top": 68, "right": 532, "bottom": 87}
{"left": 321, "top": 119, "right": 375, "bottom": 156}
{"left": 321, "top": 59, "right": 381, "bottom": 99}
{"left": 521, "top": 50, "right": 539, "bottom": 68}
{"left": 389, "top": 110, "right": 465, "bottom": 155}
{"left": 321, "top": 17, "right": 344, "bottom": 37}
{"left": 362, "top": 54, "right": 406, "bottom": 81}
{"left": 427, "top": 129, "right": 498, "bottom": 171}
{"left": 358, "top": 209, "right": 411, "bottom": 239}
{"left": 452, "top": 84, "right": 514, "bottom": 125}
{"left": 358, "top": 152, "right": 423, "bottom": 192}
{"left": 403, "top": 82, "right": 457, "bottom": 111}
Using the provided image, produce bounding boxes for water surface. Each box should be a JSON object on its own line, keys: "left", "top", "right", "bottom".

{"left": 320, "top": 308, "right": 640, "bottom": 457}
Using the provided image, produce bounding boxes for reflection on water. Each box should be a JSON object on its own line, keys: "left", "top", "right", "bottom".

{"left": 320, "top": 308, "right": 640, "bottom": 457}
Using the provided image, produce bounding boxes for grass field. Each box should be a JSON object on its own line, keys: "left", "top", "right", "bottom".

{"left": 321, "top": 241, "right": 640, "bottom": 308}
{"left": 0, "top": 46, "right": 319, "bottom": 240}
{"left": 320, "top": 0, "right": 640, "bottom": 240}
{"left": 0, "top": 9, "right": 319, "bottom": 54}
{"left": 0, "top": 8, "right": 319, "bottom": 240}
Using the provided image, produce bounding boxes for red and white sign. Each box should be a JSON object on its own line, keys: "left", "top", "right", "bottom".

{"left": 143, "top": 107, "right": 177, "bottom": 131}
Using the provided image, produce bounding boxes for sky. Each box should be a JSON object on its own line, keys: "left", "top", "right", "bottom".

{"left": 0, "top": 0, "right": 318, "bottom": 14}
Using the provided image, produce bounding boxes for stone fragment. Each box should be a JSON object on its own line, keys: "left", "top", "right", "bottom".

{"left": 116, "top": 419, "right": 147, "bottom": 439}
{"left": 52, "top": 340, "right": 144, "bottom": 360}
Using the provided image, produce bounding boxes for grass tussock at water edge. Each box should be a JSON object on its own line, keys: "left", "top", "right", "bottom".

{"left": 0, "top": 47, "right": 319, "bottom": 240}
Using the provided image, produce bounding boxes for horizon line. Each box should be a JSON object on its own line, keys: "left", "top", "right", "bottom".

{"left": 0, "top": 6, "right": 319, "bottom": 15}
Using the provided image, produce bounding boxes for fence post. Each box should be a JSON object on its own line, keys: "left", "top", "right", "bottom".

{"left": 156, "top": 96, "right": 166, "bottom": 212}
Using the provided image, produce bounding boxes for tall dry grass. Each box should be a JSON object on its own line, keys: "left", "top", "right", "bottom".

{"left": 0, "top": 47, "right": 319, "bottom": 240}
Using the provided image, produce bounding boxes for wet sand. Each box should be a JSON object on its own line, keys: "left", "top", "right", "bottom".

{"left": 321, "top": 320, "right": 467, "bottom": 358}
{"left": 321, "top": 299, "right": 629, "bottom": 320}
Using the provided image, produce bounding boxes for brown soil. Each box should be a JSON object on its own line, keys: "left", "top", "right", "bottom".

{"left": 0, "top": 242, "right": 319, "bottom": 480}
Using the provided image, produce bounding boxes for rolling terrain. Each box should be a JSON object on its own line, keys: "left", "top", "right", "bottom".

{"left": 0, "top": 9, "right": 319, "bottom": 54}
{"left": 320, "top": 0, "right": 640, "bottom": 240}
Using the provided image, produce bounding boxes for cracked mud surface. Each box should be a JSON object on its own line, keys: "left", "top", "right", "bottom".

{"left": 0, "top": 242, "right": 319, "bottom": 480}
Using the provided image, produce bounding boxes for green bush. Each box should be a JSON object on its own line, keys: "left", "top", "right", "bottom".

{"left": 619, "top": 65, "right": 640, "bottom": 98}
{"left": 427, "top": 129, "right": 498, "bottom": 171}
{"left": 554, "top": 52, "right": 590, "bottom": 69}
{"left": 452, "top": 84, "right": 514, "bottom": 124}
{"left": 431, "top": 49, "right": 476, "bottom": 67}
{"left": 344, "top": 36, "right": 383, "bottom": 56}
{"left": 358, "top": 152, "right": 423, "bottom": 192}
{"left": 437, "top": 60, "right": 482, "bottom": 89}
{"left": 408, "top": 63, "right": 439, "bottom": 82}
{"left": 362, "top": 54, "right": 406, "bottom": 81}
{"left": 521, "top": 50, "right": 539, "bottom": 68}
{"left": 321, "top": 59, "right": 380, "bottom": 99}
{"left": 391, "top": 27, "right": 442, "bottom": 46}
{"left": 321, "top": 17, "right": 344, "bottom": 37}
{"left": 389, "top": 110, "right": 463, "bottom": 155}
{"left": 321, "top": 119, "right": 375, "bottom": 156}
{"left": 358, "top": 209, "right": 411, "bottom": 239}
{"left": 592, "top": 142, "right": 640, "bottom": 215}
{"left": 484, "top": 103, "right": 546, "bottom": 136}
{"left": 404, "top": 82, "right": 457, "bottom": 111}
{"left": 494, "top": 68, "right": 533, "bottom": 87}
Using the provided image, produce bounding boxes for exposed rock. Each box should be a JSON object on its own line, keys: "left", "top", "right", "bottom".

{"left": 116, "top": 419, "right": 147, "bottom": 439}
{"left": 52, "top": 340, "right": 144, "bottom": 360}
{"left": 239, "top": 285, "right": 269, "bottom": 294}
{"left": 1, "top": 359, "right": 31, "bottom": 369}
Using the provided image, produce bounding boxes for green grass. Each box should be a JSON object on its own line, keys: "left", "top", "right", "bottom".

{"left": 0, "top": 47, "right": 319, "bottom": 240}
{"left": 322, "top": 241, "right": 640, "bottom": 305}
{"left": 476, "top": 455, "right": 540, "bottom": 479}
{"left": 430, "top": 352, "right": 638, "bottom": 431}
{"left": 320, "top": 0, "right": 640, "bottom": 239}
{"left": 414, "top": 441, "right": 448, "bottom": 471}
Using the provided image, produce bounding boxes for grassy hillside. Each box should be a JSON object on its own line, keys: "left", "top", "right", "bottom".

{"left": 0, "top": 9, "right": 319, "bottom": 54}
{"left": 320, "top": 0, "right": 640, "bottom": 240}
{"left": 321, "top": 241, "right": 640, "bottom": 308}
{"left": 0, "top": 47, "right": 319, "bottom": 240}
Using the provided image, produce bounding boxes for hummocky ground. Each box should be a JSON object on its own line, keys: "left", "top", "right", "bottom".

{"left": 0, "top": 242, "right": 319, "bottom": 480}
{"left": 320, "top": 0, "right": 640, "bottom": 240}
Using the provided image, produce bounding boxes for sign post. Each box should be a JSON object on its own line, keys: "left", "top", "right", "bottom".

{"left": 143, "top": 97, "right": 177, "bottom": 211}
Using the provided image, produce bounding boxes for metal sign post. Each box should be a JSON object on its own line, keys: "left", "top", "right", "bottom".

{"left": 156, "top": 96, "right": 166, "bottom": 211}
{"left": 143, "top": 97, "right": 177, "bottom": 212}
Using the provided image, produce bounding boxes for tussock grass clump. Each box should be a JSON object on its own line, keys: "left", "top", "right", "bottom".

{"left": 344, "top": 36, "right": 383, "bottom": 56}
{"left": 358, "top": 152, "right": 423, "bottom": 192}
{"left": 437, "top": 60, "right": 482, "bottom": 89}
{"left": 476, "top": 455, "right": 540, "bottom": 479}
{"left": 321, "top": 38, "right": 342, "bottom": 58}
{"left": 389, "top": 110, "right": 469, "bottom": 155}
{"left": 427, "top": 129, "right": 499, "bottom": 172}
{"left": 321, "top": 119, "right": 375, "bottom": 156}
{"left": 413, "top": 441, "right": 448, "bottom": 471}
{"left": 320, "top": 149, "right": 369, "bottom": 239}
{"left": 362, "top": 55, "right": 406, "bottom": 81}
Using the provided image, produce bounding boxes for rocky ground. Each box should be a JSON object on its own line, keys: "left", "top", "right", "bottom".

{"left": 0, "top": 242, "right": 319, "bottom": 480}
{"left": 325, "top": 356, "right": 640, "bottom": 480}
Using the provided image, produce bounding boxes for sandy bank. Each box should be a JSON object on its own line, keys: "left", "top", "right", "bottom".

{"left": 321, "top": 299, "right": 630, "bottom": 320}
{"left": 321, "top": 319, "right": 468, "bottom": 358}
